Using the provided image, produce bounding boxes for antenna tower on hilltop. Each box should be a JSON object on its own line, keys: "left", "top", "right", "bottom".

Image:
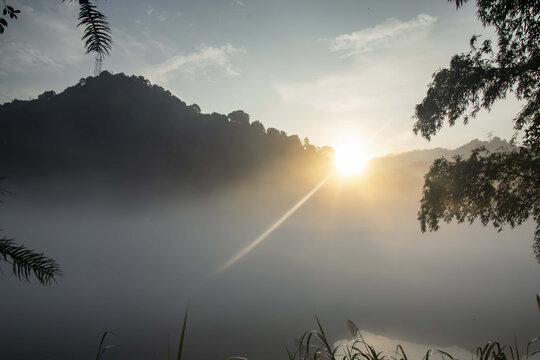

{"left": 94, "top": 53, "right": 103, "bottom": 77}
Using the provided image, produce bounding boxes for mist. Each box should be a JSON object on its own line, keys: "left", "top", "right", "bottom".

{"left": 1, "top": 151, "right": 537, "bottom": 360}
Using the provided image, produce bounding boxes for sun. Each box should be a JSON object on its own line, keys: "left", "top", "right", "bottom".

{"left": 333, "top": 143, "right": 371, "bottom": 176}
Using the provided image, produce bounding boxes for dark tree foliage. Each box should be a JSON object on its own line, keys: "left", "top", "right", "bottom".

{"left": 419, "top": 148, "right": 539, "bottom": 248}
{"left": 250, "top": 120, "right": 266, "bottom": 133}
{"left": 414, "top": 0, "right": 540, "bottom": 259}
{"left": 228, "top": 110, "right": 250, "bottom": 127}
{"left": 0, "top": 1, "right": 20, "bottom": 34}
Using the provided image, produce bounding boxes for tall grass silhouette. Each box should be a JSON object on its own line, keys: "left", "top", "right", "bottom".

{"left": 287, "top": 318, "right": 540, "bottom": 360}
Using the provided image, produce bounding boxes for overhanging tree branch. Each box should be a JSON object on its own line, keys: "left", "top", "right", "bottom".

{"left": 414, "top": 0, "right": 540, "bottom": 261}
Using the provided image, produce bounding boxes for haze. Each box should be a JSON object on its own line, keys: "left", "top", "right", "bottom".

{"left": 0, "top": 1, "right": 538, "bottom": 360}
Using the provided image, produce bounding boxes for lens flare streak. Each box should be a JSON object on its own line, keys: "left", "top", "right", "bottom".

{"left": 212, "top": 170, "right": 337, "bottom": 276}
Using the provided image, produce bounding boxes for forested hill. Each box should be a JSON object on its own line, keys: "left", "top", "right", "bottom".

{"left": 0, "top": 72, "right": 333, "bottom": 193}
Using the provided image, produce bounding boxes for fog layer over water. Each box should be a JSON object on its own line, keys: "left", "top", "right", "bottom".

{"left": 1, "top": 157, "right": 538, "bottom": 360}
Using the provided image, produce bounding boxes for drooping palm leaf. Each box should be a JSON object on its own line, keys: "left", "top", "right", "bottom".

{"left": 0, "top": 237, "right": 61, "bottom": 285}
{"left": 77, "top": 0, "right": 112, "bottom": 57}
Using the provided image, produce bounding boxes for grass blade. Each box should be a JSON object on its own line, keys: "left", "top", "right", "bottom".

{"left": 177, "top": 305, "right": 189, "bottom": 360}
{"left": 96, "top": 331, "right": 114, "bottom": 360}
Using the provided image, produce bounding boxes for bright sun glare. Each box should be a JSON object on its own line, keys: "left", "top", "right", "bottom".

{"left": 333, "top": 143, "right": 371, "bottom": 176}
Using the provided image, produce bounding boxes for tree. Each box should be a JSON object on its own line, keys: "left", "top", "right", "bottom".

{"left": 413, "top": 0, "right": 539, "bottom": 259}
{"left": 228, "top": 110, "right": 250, "bottom": 126}
{"left": 250, "top": 120, "right": 266, "bottom": 133}
{"left": 303, "top": 137, "right": 316, "bottom": 153}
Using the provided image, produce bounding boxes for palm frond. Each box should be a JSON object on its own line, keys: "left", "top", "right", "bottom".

{"left": 0, "top": 237, "right": 61, "bottom": 285}
{"left": 77, "top": 1, "right": 112, "bottom": 57}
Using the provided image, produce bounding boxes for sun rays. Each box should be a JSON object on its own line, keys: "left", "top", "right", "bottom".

{"left": 211, "top": 170, "right": 337, "bottom": 277}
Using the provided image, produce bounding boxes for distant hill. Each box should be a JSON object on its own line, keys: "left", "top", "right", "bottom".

{"left": 369, "top": 137, "right": 513, "bottom": 172}
{"left": 0, "top": 72, "right": 333, "bottom": 194}
{"left": 353, "top": 136, "right": 514, "bottom": 200}
{"left": 0, "top": 72, "right": 514, "bottom": 198}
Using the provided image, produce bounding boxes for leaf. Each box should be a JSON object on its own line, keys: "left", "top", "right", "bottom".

{"left": 0, "top": 238, "right": 61, "bottom": 285}
{"left": 77, "top": 2, "right": 112, "bottom": 56}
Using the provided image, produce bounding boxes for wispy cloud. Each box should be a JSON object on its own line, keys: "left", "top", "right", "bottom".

{"left": 275, "top": 57, "right": 422, "bottom": 113}
{"left": 146, "top": 44, "right": 245, "bottom": 82}
{"left": 275, "top": 73, "right": 378, "bottom": 112}
{"left": 276, "top": 13, "right": 441, "bottom": 113}
{"left": 144, "top": 5, "right": 174, "bottom": 22}
{"left": 275, "top": 14, "right": 446, "bottom": 114}
{"left": 0, "top": 43, "right": 65, "bottom": 74}
{"left": 328, "top": 13, "right": 437, "bottom": 57}
{"left": 145, "top": 5, "right": 154, "bottom": 16}
{"left": 230, "top": 0, "right": 246, "bottom": 7}
{"left": 0, "top": 3, "right": 84, "bottom": 75}
{"left": 156, "top": 11, "right": 168, "bottom": 22}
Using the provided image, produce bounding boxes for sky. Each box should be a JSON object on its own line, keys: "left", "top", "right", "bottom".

{"left": 0, "top": 0, "right": 524, "bottom": 156}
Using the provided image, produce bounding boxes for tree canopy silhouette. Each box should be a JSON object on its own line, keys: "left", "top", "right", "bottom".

{"left": 414, "top": 0, "right": 539, "bottom": 259}
{"left": 0, "top": 72, "right": 334, "bottom": 194}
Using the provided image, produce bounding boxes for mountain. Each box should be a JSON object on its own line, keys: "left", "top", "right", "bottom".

{"left": 0, "top": 72, "right": 333, "bottom": 195}
{"left": 355, "top": 137, "right": 515, "bottom": 201}
{"left": 0, "top": 71, "right": 513, "bottom": 200}
{"left": 369, "top": 137, "right": 513, "bottom": 173}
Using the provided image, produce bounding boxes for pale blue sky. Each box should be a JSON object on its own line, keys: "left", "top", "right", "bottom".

{"left": 0, "top": 0, "right": 522, "bottom": 155}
